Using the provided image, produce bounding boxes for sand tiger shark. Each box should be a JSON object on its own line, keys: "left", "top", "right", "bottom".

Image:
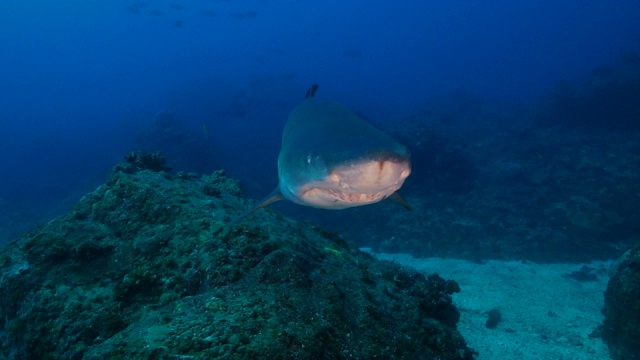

{"left": 232, "top": 85, "right": 411, "bottom": 224}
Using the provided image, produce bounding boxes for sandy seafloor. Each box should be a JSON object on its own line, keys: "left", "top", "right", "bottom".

{"left": 363, "top": 249, "right": 613, "bottom": 360}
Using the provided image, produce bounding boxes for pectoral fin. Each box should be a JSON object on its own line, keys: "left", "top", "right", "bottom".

{"left": 389, "top": 192, "right": 412, "bottom": 211}
{"left": 228, "top": 187, "right": 284, "bottom": 226}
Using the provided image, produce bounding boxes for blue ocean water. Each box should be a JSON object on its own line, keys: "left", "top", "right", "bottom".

{"left": 3, "top": 2, "right": 640, "bottom": 359}
{"left": 1, "top": 0, "right": 640, "bottom": 249}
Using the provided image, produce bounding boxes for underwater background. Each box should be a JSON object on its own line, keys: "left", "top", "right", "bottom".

{"left": 1, "top": 1, "right": 640, "bottom": 359}
{"left": 1, "top": 0, "right": 639, "bottom": 251}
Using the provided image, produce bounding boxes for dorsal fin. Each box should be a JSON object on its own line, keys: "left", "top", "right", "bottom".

{"left": 305, "top": 84, "right": 318, "bottom": 99}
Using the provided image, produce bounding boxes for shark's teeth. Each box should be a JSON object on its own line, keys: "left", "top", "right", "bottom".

{"left": 320, "top": 188, "right": 386, "bottom": 203}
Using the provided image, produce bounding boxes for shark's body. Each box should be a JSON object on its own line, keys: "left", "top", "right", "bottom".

{"left": 234, "top": 89, "right": 411, "bottom": 223}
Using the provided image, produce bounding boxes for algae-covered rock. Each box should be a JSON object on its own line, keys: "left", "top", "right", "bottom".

{"left": 121, "top": 151, "right": 172, "bottom": 173}
{"left": 0, "top": 162, "right": 475, "bottom": 359}
{"left": 602, "top": 246, "right": 640, "bottom": 360}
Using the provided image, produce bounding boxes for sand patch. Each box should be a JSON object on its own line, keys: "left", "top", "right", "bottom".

{"left": 364, "top": 250, "right": 612, "bottom": 360}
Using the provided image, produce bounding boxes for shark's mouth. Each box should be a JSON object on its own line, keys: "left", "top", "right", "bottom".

{"left": 297, "top": 158, "right": 411, "bottom": 209}
{"left": 302, "top": 187, "right": 393, "bottom": 205}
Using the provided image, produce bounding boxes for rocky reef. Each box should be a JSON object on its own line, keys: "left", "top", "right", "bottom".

{"left": 540, "top": 53, "right": 640, "bottom": 131}
{"left": 121, "top": 150, "right": 172, "bottom": 173}
{"left": 601, "top": 245, "right": 640, "bottom": 360}
{"left": 0, "top": 155, "right": 475, "bottom": 359}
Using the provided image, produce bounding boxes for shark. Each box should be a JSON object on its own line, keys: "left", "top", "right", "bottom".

{"left": 233, "top": 85, "right": 412, "bottom": 224}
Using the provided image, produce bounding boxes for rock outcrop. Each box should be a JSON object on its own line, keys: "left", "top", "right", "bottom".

{"left": 0, "top": 159, "right": 475, "bottom": 359}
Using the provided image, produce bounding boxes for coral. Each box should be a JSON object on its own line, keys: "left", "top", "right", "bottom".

{"left": 0, "top": 162, "right": 475, "bottom": 359}
{"left": 201, "top": 169, "right": 243, "bottom": 196}
{"left": 118, "top": 151, "right": 171, "bottom": 173}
